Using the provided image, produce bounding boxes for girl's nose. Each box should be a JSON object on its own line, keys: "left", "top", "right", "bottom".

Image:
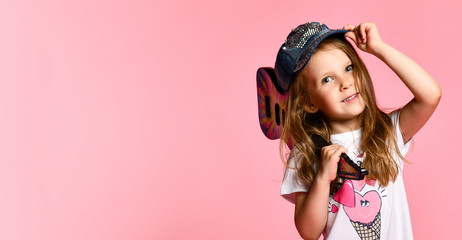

{"left": 340, "top": 76, "right": 353, "bottom": 90}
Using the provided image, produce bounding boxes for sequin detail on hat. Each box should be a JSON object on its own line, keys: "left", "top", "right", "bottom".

{"left": 294, "top": 31, "right": 331, "bottom": 72}
{"left": 285, "top": 22, "right": 323, "bottom": 49}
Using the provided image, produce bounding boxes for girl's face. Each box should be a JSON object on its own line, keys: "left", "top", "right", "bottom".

{"left": 302, "top": 45, "right": 366, "bottom": 132}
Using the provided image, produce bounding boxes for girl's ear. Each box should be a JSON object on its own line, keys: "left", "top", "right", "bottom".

{"left": 304, "top": 103, "right": 319, "bottom": 114}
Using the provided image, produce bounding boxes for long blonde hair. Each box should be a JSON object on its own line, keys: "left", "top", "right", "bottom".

{"left": 280, "top": 37, "right": 403, "bottom": 194}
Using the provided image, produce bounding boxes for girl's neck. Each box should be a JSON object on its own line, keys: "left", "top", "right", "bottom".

{"left": 329, "top": 117, "right": 362, "bottom": 134}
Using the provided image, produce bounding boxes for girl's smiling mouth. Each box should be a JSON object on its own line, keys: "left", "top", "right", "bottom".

{"left": 342, "top": 93, "right": 360, "bottom": 102}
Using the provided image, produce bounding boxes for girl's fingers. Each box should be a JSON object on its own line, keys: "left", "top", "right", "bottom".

{"left": 343, "top": 24, "right": 364, "bottom": 45}
{"left": 344, "top": 31, "right": 358, "bottom": 44}
{"left": 343, "top": 24, "right": 356, "bottom": 31}
{"left": 321, "top": 144, "right": 348, "bottom": 163}
{"left": 332, "top": 146, "right": 348, "bottom": 162}
{"left": 319, "top": 144, "right": 348, "bottom": 181}
{"left": 344, "top": 22, "right": 382, "bottom": 54}
{"left": 358, "top": 23, "right": 367, "bottom": 43}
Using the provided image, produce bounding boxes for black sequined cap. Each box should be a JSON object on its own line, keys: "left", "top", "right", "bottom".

{"left": 274, "top": 22, "right": 348, "bottom": 93}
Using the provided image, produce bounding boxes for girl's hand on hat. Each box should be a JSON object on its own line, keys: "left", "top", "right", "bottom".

{"left": 343, "top": 22, "right": 385, "bottom": 56}
{"left": 316, "top": 144, "right": 347, "bottom": 183}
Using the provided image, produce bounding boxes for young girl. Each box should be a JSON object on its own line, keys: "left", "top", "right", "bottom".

{"left": 278, "top": 22, "right": 441, "bottom": 239}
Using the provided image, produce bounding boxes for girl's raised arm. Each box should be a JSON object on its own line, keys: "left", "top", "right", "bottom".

{"left": 344, "top": 23, "right": 441, "bottom": 142}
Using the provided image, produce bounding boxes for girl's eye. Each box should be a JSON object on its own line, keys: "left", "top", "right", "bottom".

{"left": 346, "top": 64, "right": 354, "bottom": 72}
{"left": 322, "top": 76, "right": 333, "bottom": 84}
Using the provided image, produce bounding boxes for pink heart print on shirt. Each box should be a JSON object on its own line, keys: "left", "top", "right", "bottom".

{"left": 343, "top": 190, "right": 381, "bottom": 224}
{"left": 331, "top": 179, "right": 382, "bottom": 239}
{"left": 353, "top": 178, "right": 376, "bottom": 192}
{"left": 333, "top": 179, "right": 376, "bottom": 208}
{"left": 333, "top": 180, "right": 355, "bottom": 207}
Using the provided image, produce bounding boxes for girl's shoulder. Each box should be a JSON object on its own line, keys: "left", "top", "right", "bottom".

{"left": 388, "top": 109, "right": 401, "bottom": 125}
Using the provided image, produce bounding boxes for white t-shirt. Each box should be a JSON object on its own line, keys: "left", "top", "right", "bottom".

{"left": 281, "top": 111, "right": 413, "bottom": 239}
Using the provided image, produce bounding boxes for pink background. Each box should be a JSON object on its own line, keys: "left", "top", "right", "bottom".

{"left": 0, "top": 0, "right": 459, "bottom": 239}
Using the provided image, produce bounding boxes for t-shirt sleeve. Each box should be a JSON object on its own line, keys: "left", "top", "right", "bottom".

{"left": 389, "top": 110, "right": 413, "bottom": 168}
{"left": 280, "top": 149, "right": 310, "bottom": 204}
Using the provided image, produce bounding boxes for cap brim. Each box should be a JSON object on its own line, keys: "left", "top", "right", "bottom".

{"left": 294, "top": 29, "right": 349, "bottom": 73}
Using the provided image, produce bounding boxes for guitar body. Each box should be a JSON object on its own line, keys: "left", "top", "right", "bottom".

{"left": 256, "top": 67, "right": 288, "bottom": 140}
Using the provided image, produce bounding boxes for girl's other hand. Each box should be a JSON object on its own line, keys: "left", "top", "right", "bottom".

{"left": 317, "top": 144, "right": 347, "bottom": 183}
{"left": 343, "top": 22, "right": 385, "bottom": 56}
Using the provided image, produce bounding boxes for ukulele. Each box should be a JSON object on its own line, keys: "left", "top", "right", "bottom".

{"left": 256, "top": 67, "right": 368, "bottom": 180}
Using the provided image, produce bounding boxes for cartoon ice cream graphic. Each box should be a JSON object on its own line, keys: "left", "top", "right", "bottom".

{"left": 349, "top": 212, "right": 381, "bottom": 240}
{"left": 333, "top": 180, "right": 382, "bottom": 239}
